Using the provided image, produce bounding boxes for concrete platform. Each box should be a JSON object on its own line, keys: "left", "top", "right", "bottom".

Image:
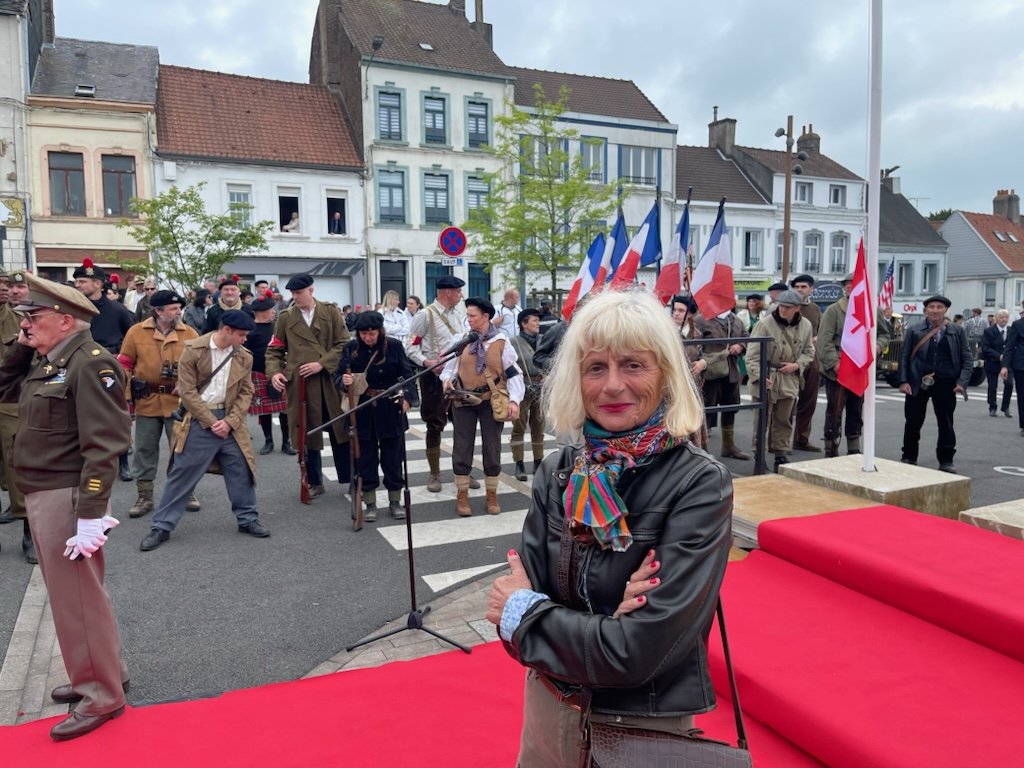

{"left": 778, "top": 455, "right": 971, "bottom": 519}
{"left": 959, "top": 501, "right": 1024, "bottom": 541}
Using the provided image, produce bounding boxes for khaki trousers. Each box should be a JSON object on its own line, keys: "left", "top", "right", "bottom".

{"left": 0, "top": 405, "right": 25, "bottom": 516}
{"left": 26, "top": 488, "right": 128, "bottom": 717}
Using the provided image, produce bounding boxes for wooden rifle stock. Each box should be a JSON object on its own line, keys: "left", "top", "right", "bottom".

{"left": 298, "top": 376, "right": 311, "bottom": 504}
{"left": 348, "top": 355, "right": 364, "bottom": 531}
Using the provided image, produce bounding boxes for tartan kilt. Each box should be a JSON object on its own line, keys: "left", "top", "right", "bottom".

{"left": 248, "top": 371, "right": 288, "bottom": 415}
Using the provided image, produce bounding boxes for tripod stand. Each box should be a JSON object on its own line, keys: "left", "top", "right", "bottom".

{"left": 309, "top": 341, "right": 476, "bottom": 654}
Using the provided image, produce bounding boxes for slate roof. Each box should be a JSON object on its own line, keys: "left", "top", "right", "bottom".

{"left": 876, "top": 185, "right": 948, "bottom": 248}
{"left": 960, "top": 211, "right": 1024, "bottom": 272}
{"left": 0, "top": 1, "right": 29, "bottom": 15}
{"left": 338, "top": 0, "right": 508, "bottom": 78}
{"left": 31, "top": 37, "right": 158, "bottom": 103}
{"left": 508, "top": 66, "right": 668, "bottom": 124}
{"left": 737, "top": 145, "right": 861, "bottom": 181}
{"left": 156, "top": 65, "right": 362, "bottom": 170}
{"left": 675, "top": 146, "right": 767, "bottom": 206}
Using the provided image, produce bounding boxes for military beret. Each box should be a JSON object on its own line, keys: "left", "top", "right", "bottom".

{"left": 72, "top": 257, "right": 107, "bottom": 282}
{"left": 776, "top": 289, "right": 804, "bottom": 307}
{"left": 746, "top": 293, "right": 764, "bottom": 301}
{"left": 219, "top": 309, "right": 255, "bottom": 331}
{"left": 15, "top": 272, "right": 98, "bottom": 321}
{"left": 768, "top": 282, "right": 788, "bottom": 292}
{"left": 285, "top": 273, "right": 314, "bottom": 291}
{"left": 354, "top": 311, "right": 384, "bottom": 331}
{"left": 790, "top": 274, "right": 814, "bottom": 287}
{"left": 219, "top": 274, "right": 241, "bottom": 289}
{"left": 436, "top": 275, "right": 465, "bottom": 290}
{"left": 923, "top": 295, "right": 952, "bottom": 308}
{"left": 149, "top": 290, "right": 185, "bottom": 308}
{"left": 250, "top": 290, "right": 277, "bottom": 312}
{"left": 9, "top": 270, "right": 27, "bottom": 284}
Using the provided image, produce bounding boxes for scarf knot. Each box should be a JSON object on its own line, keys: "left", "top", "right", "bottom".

{"left": 468, "top": 324, "right": 499, "bottom": 374}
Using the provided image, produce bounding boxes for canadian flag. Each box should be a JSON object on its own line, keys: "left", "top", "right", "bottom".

{"left": 653, "top": 201, "right": 689, "bottom": 304}
{"left": 690, "top": 200, "right": 735, "bottom": 318}
{"left": 837, "top": 238, "right": 875, "bottom": 396}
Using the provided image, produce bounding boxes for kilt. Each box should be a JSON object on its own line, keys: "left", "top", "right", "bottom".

{"left": 248, "top": 371, "right": 288, "bottom": 415}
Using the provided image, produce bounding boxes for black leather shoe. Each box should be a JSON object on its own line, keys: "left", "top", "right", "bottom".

{"left": 900, "top": 457, "right": 917, "bottom": 465}
{"left": 22, "top": 534, "right": 37, "bottom": 565}
{"left": 51, "top": 680, "right": 130, "bottom": 704}
{"left": 0, "top": 507, "right": 15, "bottom": 525}
{"left": 1004, "top": 410, "right": 1013, "bottom": 418}
{"left": 50, "top": 706, "right": 125, "bottom": 741}
{"left": 938, "top": 463, "right": 957, "bottom": 474}
{"left": 281, "top": 441, "right": 298, "bottom": 455}
{"left": 990, "top": 408, "right": 998, "bottom": 417}
{"left": 238, "top": 520, "right": 270, "bottom": 538}
{"left": 308, "top": 484, "right": 325, "bottom": 498}
{"left": 514, "top": 460, "right": 527, "bottom": 481}
{"left": 258, "top": 439, "right": 274, "bottom": 455}
{"left": 140, "top": 529, "right": 170, "bottom": 552}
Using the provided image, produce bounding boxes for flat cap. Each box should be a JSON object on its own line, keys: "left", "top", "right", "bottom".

{"left": 354, "top": 311, "right": 384, "bottom": 331}
{"left": 72, "top": 257, "right": 107, "bottom": 282}
{"left": 776, "top": 289, "right": 804, "bottom": 307}
{"left": 149, "top": 290, "right": 186, "bottom": 308}
{"left": 219, "top": 309, "right": 255, "bottom": 331}
{"left": 436, "top": 275, "right": 465, "bottom": 290}
{"left": 15, "top": 272, "right": 98, "bottom": 321}
{"left": 285, "top": 274, "right": 314, "bottom": 291}
{"left": 768, "top": 282, "right": 788, "bottom": 292}
{"left": 923, "top": 295, "right": 952, "bottom": 308}
{"left": 790, "top": 274, "right": 814, "bottom": 287}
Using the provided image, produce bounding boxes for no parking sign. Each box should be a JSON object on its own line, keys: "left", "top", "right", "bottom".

{"left": 438, "top": 226, "right": 467, "bottom": 257}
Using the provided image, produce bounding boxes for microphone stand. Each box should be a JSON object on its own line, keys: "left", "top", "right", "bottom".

{"left": 309, "top": 343, "right": 473, "bottom": 654}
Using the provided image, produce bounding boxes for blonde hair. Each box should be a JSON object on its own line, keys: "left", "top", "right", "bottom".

{"left": 543, "top": 290, "right": 704, "bottom": 437}
{"left": 382, "top": 290, "right": 400, "bottom": 311}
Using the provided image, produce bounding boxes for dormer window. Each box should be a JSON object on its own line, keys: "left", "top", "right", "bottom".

{"left": 994, "top": 231, "right": 1007, "bottom": 242}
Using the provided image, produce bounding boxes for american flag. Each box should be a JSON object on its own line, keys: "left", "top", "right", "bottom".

{"left": 878, "top": 256, "right": 895, "bottom": 310}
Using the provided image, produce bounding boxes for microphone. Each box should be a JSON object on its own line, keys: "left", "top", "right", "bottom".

{"left": 441, "top": 331, "right": 481, "bottom": 357}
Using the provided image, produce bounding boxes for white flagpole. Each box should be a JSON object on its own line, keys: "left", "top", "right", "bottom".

{"left": 864, "top": 0, "right": 883, "bottom": 471}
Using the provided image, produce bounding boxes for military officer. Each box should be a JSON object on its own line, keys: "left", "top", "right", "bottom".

{"left": 0, "top": 273, "right": 131, "bottom": 741}
{"left": 266, "top": 274, "right": 351, "bottom": 497}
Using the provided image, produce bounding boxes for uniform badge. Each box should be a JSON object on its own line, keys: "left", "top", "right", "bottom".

{"left": 43, "top": 364, "right": 53, "bottom": 375}
{"left": 98, "top": 367, "right": 117, "bottom": 390}
{"left": 52, "top": 368, "right": 67, "bottom": 384}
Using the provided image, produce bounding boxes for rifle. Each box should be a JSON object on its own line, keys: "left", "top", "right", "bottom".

{"left": 347, "top": 353, "right": 364, "bottom": 531}
{"left": 298, "top": 375, "right": 311, "bottom": 504}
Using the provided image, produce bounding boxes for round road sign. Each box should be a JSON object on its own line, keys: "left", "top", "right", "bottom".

{"left": 439, "top": 226, "right": 467, "bottom": 257}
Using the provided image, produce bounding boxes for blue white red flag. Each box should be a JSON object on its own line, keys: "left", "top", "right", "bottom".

{"left": 690, "top": 200, "right": 735, "bottom": 318}
{"left": 609, "top": 202, "right": 661, "bottom": 290}
{"left": 562, "top": 233, "right": 605, "bottom": 322}
{"left": 592, "top": 211, "right": 628, "bottom": 290}
{"left": 654, "top": 201, "right": 689, "bottom": 305}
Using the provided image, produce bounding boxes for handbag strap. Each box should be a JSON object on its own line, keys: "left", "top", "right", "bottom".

{"left": 716, "top": 598, "right": 749, "bottom": 750}
{"left": 910, "top": 320, "right": 946, "bottom": 359}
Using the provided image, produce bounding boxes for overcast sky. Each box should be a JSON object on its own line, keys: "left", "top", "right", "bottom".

{"left": 55, "top": 0, "right": 1024, "bottom": 216}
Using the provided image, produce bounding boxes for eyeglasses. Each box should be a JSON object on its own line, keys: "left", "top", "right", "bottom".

{"left": 22, "top": 311, "right": 64, "bottom": 325}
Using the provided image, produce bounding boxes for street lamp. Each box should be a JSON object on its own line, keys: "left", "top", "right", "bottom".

{"left": 774, "top": 116, "right": 808, "bottom": 284}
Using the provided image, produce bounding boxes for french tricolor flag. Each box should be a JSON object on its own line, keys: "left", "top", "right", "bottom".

{"left": 609, "top": 202, "right": 661, "bottom": 291}
{"left": 690, "top": 199, "right": 735, "bottom": 318}
{"left": 592, "top": 211, "right": 628, "bottom": 291}
{"left": 562, "top": 232, "right": 605, "bottom": 322}
{"left": 653, "top": 199, "right": 689, "bottom": 305}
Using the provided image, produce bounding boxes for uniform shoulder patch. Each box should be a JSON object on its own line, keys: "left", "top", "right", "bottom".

{"left": 97, "top": 367, "right": 118, "bottom": 390}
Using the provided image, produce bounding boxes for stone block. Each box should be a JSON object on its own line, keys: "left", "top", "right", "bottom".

{"left": 959, "top": 502, "right": 1024, "bottom": 541}
{"left": 778, "top": 456, "right": 970, "bottom": 519}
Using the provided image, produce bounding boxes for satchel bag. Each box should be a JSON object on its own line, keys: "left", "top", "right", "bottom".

{"left": 485, "top": 373, "right": 510, "bottom": 421}
{"left": 586, "top": 602, "right": 752, "bottom": 768}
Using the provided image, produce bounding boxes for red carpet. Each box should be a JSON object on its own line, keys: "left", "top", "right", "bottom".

{"left": 710, "top": 551, "right": 1024, "bottom": 768}
{"left": 1, "top": 641, "right": 814, "bottom": 766}
{"left": 758, "top": 505, "right": 1024, "bottom": 662}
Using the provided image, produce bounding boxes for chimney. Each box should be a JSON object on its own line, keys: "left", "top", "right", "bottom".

{"left": 708, "top": 108, "right": 736, "bottom": 157}
{"left": 448, "top": 0, "right": 466, "bottom": 15}
{"left": 881, "top": 175, "right": 900, "bottom": 195}
{"left": 993, "top": 189, "right": 1010, "bottom": 220}
{"left": 470, "top": 0, "right": 494, "bottom": 48}
{"left": 796, "top": 123, "right": 820, "bottom": 155}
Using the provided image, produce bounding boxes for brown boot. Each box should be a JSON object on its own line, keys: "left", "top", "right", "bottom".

{"left": 454, "top": 475, "right": 472, "bottom": 517}
{"left": 720, "top": 426, "right": 751, "bottom": 461}
{"left": 128, "top": 487, "right": 154, "bottom": 518}
{"left": 484, "top": 476, "right": 501, "bottom": 515}
{"left": 426, "top": 448, "right": 442, "bottom": 492}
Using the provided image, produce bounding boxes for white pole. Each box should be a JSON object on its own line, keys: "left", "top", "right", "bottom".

{"left": 864, "top": 0, "right": 883, "bottom": 471}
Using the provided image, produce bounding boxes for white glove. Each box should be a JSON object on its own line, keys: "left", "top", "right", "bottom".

{"left": 64, "top": 516, "right": 119, "bottom": 560}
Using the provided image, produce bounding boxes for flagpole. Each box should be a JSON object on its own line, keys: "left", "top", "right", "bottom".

{"left": 863, "top": 0, "right": 884, "bottom": 471}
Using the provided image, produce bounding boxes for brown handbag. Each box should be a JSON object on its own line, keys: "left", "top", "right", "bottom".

{"left": 485, "top": 373, "right": 510, "bottom": 421}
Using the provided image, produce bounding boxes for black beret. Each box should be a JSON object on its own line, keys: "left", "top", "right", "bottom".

{"left": 436, "top": 275, "right": 465, "bottom": 290}
{"left": 250, "top": 290, "right": 277, "bottom": 312}
{"left": 72, "top": 258, "right": 107, "bottom": 281}
{"left": 464, "top": 296, "right": 495, "bottom": 319}
{"left": 768, "top": 282, "right": 788, "bottom": 292}
{"left": 790, "top": 274, "right": 814, "bottom": 287}
{"left": 149, "top": 290, "right": 186, "bottom": 308}
{"left": 923, "top": 295, "right": 952, "bottom": 308}
{"left": 746, "top": 293, "right": 764, "bottom": 301}
{"left": 220, "top": 309, "right": 255, "bottom": 331}
{"left": 219, "top": 275, "right": 241, "bottom": 289}
{"left": 285, "top": 273, "right": 314, "bottom": 291}
{"left": 354, "top": 311, "right": 384, "bottom": 331}
{"left": 671, "top": 295, "right": 698, "bottom": 314}
{"left": 517, "top": 308, "right": 542, "bottom": 327}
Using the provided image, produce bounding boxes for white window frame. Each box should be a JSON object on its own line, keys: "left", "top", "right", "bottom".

{"left": 226, "top": 183, "right": 253, "bottom": 229}
{"left": 829, "top": 232, "right": 848, "bottom": 274}
{"left": 829, "top": 184, "right": 846, "bottom": 207}
{"left": 618, "top": 145, "right": 657, "bottom": 186}
{"left": 795, "top": 181, "right": 813, "bottom": 204}
{"left": 742, "top": 230, "right": 761, "bottom": 269}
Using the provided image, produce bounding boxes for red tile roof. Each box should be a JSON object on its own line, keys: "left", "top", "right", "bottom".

{"left": 738, "top": 145, "right": 861, "bottom": 182}
{"left": 507, "top": 66, "right": 669, "bottom": 124}
{"left": 156, "top": 65, "right": 362, "bottom": 168}
{"left": 960, "top": 211, "right": 1024, "bottom": 272}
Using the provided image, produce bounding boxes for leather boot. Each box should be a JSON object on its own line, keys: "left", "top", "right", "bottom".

{"left": 128, "top": 487, "right": 154, "bottom": 519}
{"left": 22, "top": 520, "right": 37, "bottom": 565}
{"left": 118, "top": 453, "right": 132, "bottom": 482}
{"left": 454, "top": 475, "right": 472, "bottom": 517}
{"left": 426, "top": 447, "right": 442, "bottom": 492}
{"left": 258, "top": 438, "right": 274, "bottom": 455}
{"left": 485, "top": 476, "right": 501, "bottom": 515}
{"left": 773, "top": 454, "right": 790, "bottom": 474}
{"left": 847, "top": 435, "right": 862, "bottom": 455}
{"left": 468, "top": 475, "right": 481, "bottom": 489}
{"left": 362, "top": 490, "right": 377, "bottom": 522}
{"left": 281, "top": 440, "right": 297, "bottom": 456}
{"left": 388, "top": 489, "right": 405, "bottom": 519}
{"left": 720, "top": 426, "right": 750, "bottom": 460}
{"left": 514, "top": 460, "right": 527, "bottom": 481}
{"left": 532, "top": 459, "right": 543, "bottom": 475}
{"left": 824, "top": 439, "right": 840, "bottom": 458}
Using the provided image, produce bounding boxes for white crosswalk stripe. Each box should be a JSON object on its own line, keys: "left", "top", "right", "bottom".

{"left": 375, "top": 511, "right": 528, "bottom": 551}
{"left": 422, "top": 563, "right": 508, "bottom": 592}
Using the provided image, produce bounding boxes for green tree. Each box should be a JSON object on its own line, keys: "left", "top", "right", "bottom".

{"left": 463, "top": 84, "right": 621, "bottom": 293}
{"left": 117, "top": 182, "right": 272, "bottom": 295}
{"left": 927, "top": 207, "right": 955, "bottom": 222}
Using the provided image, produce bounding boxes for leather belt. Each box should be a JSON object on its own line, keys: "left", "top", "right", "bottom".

{"left": 534, "top": 671, "right": 583, "bottom": 712}
{"left": 206, "top": 402, "right": 225, "bottom": 410}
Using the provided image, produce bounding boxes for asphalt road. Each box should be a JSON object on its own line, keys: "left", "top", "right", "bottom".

{"left": 0, "top": 380, "right": 1020, "bottom": 706}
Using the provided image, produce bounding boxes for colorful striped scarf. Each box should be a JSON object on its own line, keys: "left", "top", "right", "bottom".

{"left": 563, "top": 405, "right": 676, "bottom": 552}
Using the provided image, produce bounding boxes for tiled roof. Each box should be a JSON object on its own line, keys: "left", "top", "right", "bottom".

{"left": 508, "top": 66, "right": 669, "bottom": 124}
{"left": 675, "top": 146, "right": 767, "bottom": 206}
{"left": 737, "top": 145, "right": 861, "bottom": 182}
{"left": 338, "top": 0, "right": 508, "bottom": 78}
{"left": 960, "top": 211, "right": 1024, "bottom": 272}
{"left": 32, "top": 37, "right": 158, "bottom": 103}
{"left": 0, "top": 1, "right": 28, "bottom": 15}
{"left": 876, "top": 185, "right": 948, "bottom": 248}
{"left": 156, "top": 65, "right": 362, "bottom": 169}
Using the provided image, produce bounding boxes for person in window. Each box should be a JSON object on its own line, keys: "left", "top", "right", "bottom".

{"left": 282, "top": 212, "right": 300, "bottom": 232}
{"left": 487, "top": 290, "right": 732, "bottom": 767}
{"left": 328, "top": 211, "right": 345, "bottom": 235}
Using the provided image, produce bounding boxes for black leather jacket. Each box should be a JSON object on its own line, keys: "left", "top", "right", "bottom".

{"left": 504, "top": 442, "right": 733, "bottom": 718}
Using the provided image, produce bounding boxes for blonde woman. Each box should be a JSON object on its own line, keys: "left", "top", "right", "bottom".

{"left": 381, "top": 290, "right": 408, "bottom": 341}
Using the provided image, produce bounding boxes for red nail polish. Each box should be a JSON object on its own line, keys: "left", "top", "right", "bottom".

{"left": 637, "top": 596, "right": 646, "bottom": 604}
{"left": 648, "top": 549, "right": 656, "bottom": 558}
{"left": 650, "top": 578, "right": 659, "bottom": 585}
{"left": 508, "top": 548, "right": 517, "bottom": 557}
{"left": 650, "top": 561, "right": 659, "bottom": 569}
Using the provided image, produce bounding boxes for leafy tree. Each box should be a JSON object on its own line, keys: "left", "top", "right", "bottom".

{"left": 463, "top": 84, "right": 621, "bottom": 292}
{"left": 117, "top": 183, "right": 272, "bottom": 295}
{"left": 927, "top": 207, "right": 955, "bottom": 222}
